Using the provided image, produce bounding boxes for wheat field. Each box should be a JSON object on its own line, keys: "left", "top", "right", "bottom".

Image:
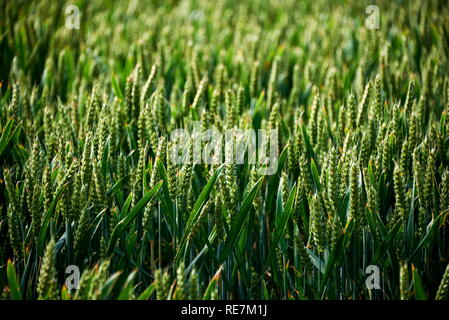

{"left": 1, "top": 0, "right": 449, "bottom": 300}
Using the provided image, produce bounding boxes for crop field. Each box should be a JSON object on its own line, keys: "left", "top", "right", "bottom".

{"left": 1, "top": 0, "right": 449, "bottom": 300}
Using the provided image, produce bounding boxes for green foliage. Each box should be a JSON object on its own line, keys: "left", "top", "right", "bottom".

{"left": 0, "top": 0, "right": 449, "bottom": 300}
